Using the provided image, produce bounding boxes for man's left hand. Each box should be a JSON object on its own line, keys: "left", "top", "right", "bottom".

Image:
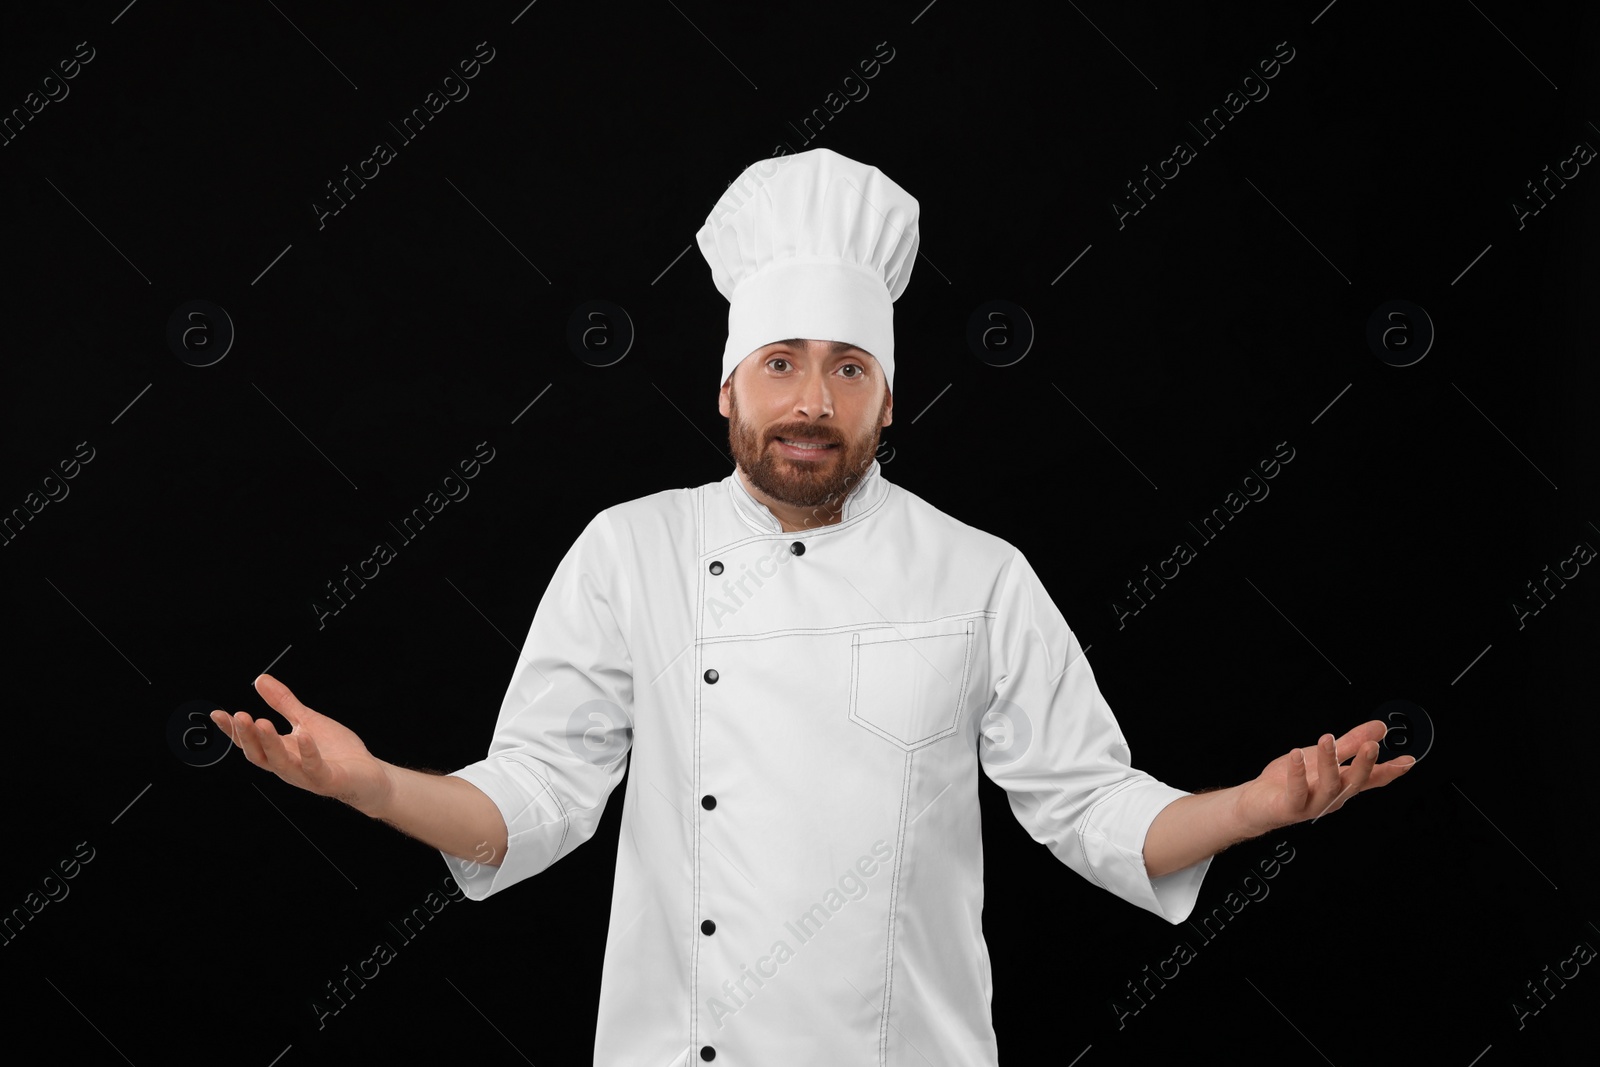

{"left": 1233, "top": 720, "right": 1417, "bottom": 835}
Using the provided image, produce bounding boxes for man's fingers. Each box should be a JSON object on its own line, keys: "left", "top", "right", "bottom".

{"left": 1363, "top": 754, "right": 1417, "bottom": 790}
{"left": 1352, "top": 739, "right": 1380, "bottom": 788}
{"left": 228, "top": 714, "right": 253, "bottom": 756}
{"left": 253, "top": 672, "right": 313, "bottom": 729}
{"left": 1331, "top": 719, "right": 1387, "bottom": 761}
{"left": 209, "top": 710, "right": 237, "bottom": 745}
{"left": 1280, "top": 728, "right": 1418, "bottom": 828}
{"left": 297, "top": 729, "right": 326, "bottom": 785}
{"left": 1303, "top": 735, "right": 1342, "bottom": 821}
{"left": 223, "top": 710, "right": 297, "bottom": 780}
{"left": 1331, "top": 739, "right": 1378, "bottom": 797}
{"left": 1316, "top": 741, "right": 1373, "bottom": 819}
{"left": 1286, "top": 747, "right": 1309, "bottom": 811}
{"left": 1317, "top": 740, "right": 1403, "bottom": 819}
{"left": 253, "top": 717, "right": 297, "bottom": 777}
{"left": 1316, "top": 734, "right": 1340, "bottom": 798}
{"left": 228, "top": 712, "right": 263, "bottom": 765}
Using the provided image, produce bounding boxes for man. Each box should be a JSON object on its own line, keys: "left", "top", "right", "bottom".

{"left": 214, "top": 148, "right": 1414, "bottom": 1064}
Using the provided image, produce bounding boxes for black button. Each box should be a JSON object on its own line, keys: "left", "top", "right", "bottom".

{"left": 700, "top": 1047, "right": 716, "bottom": 1061}
{"left": 790, "top": 541, "right": 805, "bottom": 556}
{"left": 701, "top": 919, "right": 716, "bottom": 935}
{"left": 704, "top": 668, "right": 719, "bottom": 684}
{"left": 709, "top": 560, "right": 723, "bottom": 575}
{"left": 701, "top": 795, "right": 716, "bottom": 810}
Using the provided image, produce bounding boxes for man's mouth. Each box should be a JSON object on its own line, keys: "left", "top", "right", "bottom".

{"left": 772, "top": 435, "right": 840, "bottom": 459}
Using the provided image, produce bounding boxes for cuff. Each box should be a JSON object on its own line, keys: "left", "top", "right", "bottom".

{"left": 437, "top": 756, "right": 570, "bottom": 902}
{"left": 1079, "top": 780, "right": 1212, "bottom": 924}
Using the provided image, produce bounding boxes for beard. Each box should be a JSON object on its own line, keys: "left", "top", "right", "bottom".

{"left": 727, "top": 384, "right": 888, "bottom": 512}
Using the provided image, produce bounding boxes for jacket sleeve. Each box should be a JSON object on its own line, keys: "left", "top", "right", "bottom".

{"left": 441, "top": 509, "right": 634, "bottom": 901}
{"left": 979, "top": 546, "right": 1210, "bottom": 923}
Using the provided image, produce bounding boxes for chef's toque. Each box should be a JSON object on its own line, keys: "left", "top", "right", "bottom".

{"left": 696, "top": 147, "right": 920, "bottom": 395}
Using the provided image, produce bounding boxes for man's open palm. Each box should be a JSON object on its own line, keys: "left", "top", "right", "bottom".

{"left": 211, "top": 673, "right": 390, "bottom": 812}
{"left": 1235, "top": 719, "right": 1416, "bottom": 833}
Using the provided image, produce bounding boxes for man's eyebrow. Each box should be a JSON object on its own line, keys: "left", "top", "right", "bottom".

{"left": 766, "top": 338, "right": 864, "bottom": 356}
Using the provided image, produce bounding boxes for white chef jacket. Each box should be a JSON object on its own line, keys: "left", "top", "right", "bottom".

{"left": 442, "top": 459, "right": 1212, "bottom": 1065}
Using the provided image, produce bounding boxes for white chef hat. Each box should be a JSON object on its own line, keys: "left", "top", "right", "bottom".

{"left": 696, "top": 147, "right": 920, "bottom": 395}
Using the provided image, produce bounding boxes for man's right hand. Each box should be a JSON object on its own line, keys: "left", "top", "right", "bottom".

{"left": 211, "top": 673, "right": 393, "bottom": 816}
{"left": 210, "top": 672, "right": 508, "bottom": 867}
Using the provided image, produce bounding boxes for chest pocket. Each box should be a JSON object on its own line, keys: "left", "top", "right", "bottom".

{"left": 848, "top": 619, "right": 975, "bottom": 750}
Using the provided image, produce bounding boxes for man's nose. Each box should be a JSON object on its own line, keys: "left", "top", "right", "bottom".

{"left": 794, "top": 368, "right": 833, "bottom": 417}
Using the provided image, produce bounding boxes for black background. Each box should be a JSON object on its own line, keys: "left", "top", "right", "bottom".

{"left": 2, "top": 1, "right": 1595, "bottom": 1063}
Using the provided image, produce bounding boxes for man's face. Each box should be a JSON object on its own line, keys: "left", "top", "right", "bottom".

{"left": 719, "top": 338, "right": 892, "bottom": 514}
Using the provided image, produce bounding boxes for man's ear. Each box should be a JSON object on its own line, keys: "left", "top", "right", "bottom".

{"left": 881, "top": 387, "right": 893, "bottom": 428}
{"left": 718, "top": 378, "right": 732, "bottom": 418}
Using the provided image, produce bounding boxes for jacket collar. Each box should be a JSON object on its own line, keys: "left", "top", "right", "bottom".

{"left": 726, "top": 458, "right": 887, "bottom": 535}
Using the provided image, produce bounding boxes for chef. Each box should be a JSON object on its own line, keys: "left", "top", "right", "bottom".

{"left": 215, "top": 147, "right": 1414, "bottom": 1065}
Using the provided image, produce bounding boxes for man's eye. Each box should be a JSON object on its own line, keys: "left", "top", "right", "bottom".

{"left": 769, "top": 358, "right": 789, "bottom": 371}
{"left": 840, "top": 364, "right": 862, "bottom": 377}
